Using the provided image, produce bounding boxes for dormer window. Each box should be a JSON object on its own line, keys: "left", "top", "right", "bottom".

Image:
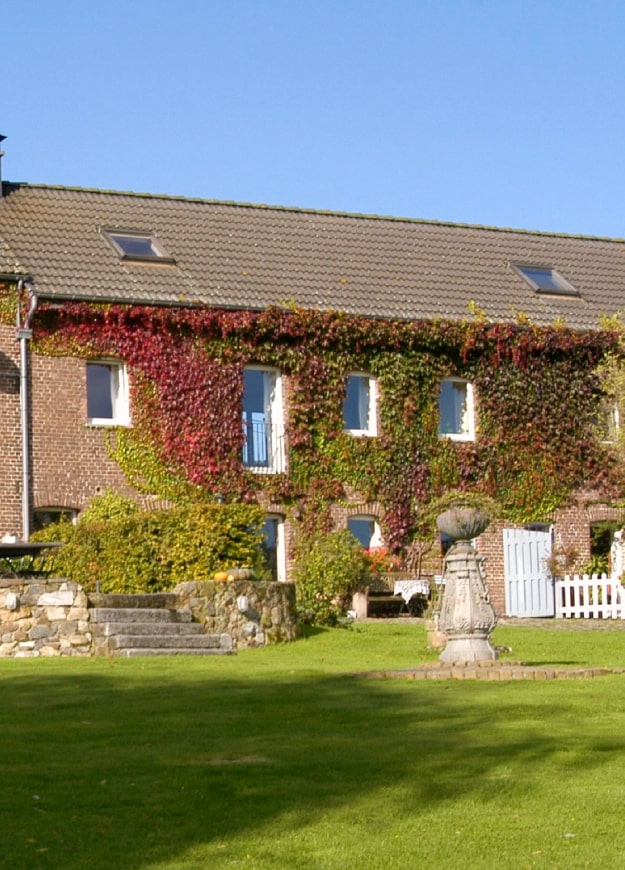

{"left": 513, "top": 265, "right": 579, "bottom": 297}
{"left": 101, "top": 228, "right": 175, "bottom": 263}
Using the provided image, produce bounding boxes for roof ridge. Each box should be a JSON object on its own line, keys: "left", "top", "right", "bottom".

{"left": 2, "top": 180, "right": 624, "bottom": 244}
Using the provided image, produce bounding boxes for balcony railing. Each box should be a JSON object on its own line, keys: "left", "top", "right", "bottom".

{"left": 242, "top": 419, "right": 286, "bottom": 474}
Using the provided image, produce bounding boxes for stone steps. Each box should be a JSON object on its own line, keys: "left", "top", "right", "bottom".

{"left": 109, "top": 633, "right": 232, "bottom": 653}
{"left": 91, "top": 607, "right": 194, "bottom": 624}
{"left": 89, "top": 593, "right": 235, "bottom": 657}
{"left": 97, "top": 621, "right": 205, "bottom": 637}
{"left": 89, "top": 593, "right": 180, "bottom": 610}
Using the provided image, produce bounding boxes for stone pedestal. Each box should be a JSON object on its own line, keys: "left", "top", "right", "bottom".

{"left": 436, "top": 507, "right": 497, "bottom": 663}
{"left": 438, "top": 543, "right": 497, "bottom": 662}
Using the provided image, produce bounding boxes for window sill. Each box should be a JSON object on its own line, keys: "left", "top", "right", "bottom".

{"left": 439, "top": 433, "right": 475, "bottom": 443}
{"left": 87, "top": 418, "right": 131, "bottom": 428}
{"left": 344, "top": 429, "right": 377, "bottom": 438}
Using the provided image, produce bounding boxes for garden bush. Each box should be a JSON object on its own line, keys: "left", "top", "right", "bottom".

{"left": 34, "top": 492, "right": 267, "bottom": 593}
{"left": 294, "top": 529, "right": 371, "bottom": 625}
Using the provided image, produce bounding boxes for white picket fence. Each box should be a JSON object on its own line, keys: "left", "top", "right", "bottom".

{"left": 555, "top": 574, "right": 625, "bottom": 619}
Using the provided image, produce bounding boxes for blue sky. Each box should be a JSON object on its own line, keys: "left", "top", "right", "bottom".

{"left": 3, "top": 0, "right": 625, "bottom": 236}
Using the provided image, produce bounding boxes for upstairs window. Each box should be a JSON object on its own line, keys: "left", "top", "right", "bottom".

{"left": 101, "top": 228, "right": 175, "bottom": 263}
{"left": 87, "top": 361, "right": 130, "bottom": 426}
{"left": 597, "top": 398, "right": 622, "bottom": 444}
{"left": 242, "top": 367, "right": 285, "bottom": 473}
{"left": 438, "top": 378, "right": 475, "bottom": 441}
{"left": 602, "top": 403, "right": 621, "bottom": 442}
{"left": 343, "top": 373, "right": 378, "bottom": 436}
{"left": 513, "top": 265, "right": 579, "bottom": 297}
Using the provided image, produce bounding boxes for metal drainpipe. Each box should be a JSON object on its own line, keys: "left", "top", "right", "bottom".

{"left": 16, "top": 279, "right": 38, "bottom": 541}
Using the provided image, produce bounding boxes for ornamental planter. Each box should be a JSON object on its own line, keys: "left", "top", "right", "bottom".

{"left": 436, "top": 506, "right": 490, "bottom": 542}
{"left": 436, "top": 504, "right": 497, "bottom": 663}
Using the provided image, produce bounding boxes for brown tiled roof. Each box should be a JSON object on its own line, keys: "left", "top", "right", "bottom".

{"left": 1, "top": 181, "right": 625, "bottom": 329}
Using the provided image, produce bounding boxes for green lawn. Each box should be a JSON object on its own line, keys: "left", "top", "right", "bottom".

{"left": 2, "top": 622, "right": 625, "bottom": 869}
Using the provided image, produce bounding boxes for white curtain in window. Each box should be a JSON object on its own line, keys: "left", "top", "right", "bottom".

{"left": 452, "top": 381, "right": 468, "bottom": 434}
{"left": 358, "top": 377, "right": 370, "bottom": 430}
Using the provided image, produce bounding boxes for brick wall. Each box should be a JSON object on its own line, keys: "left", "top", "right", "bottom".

{"left": 477, "top": 522, "right": 507, "bottom": 615}
{"left": 29, "top": 351, "right": 138, "bottom": 518}
{"left": 0, "top": 333, "right": 139, "bottom": 538}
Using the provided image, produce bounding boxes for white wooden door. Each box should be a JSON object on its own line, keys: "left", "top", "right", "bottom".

{"left": 504, "top": 528, "right": 554, "bottom": 617}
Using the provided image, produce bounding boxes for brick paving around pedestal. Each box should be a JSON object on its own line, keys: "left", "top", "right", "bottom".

{"left": 357, "top": 661, "right": 625, "bottom": 682}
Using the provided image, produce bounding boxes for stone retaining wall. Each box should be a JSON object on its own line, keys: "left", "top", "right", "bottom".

{"left": 0, "top": 577, "right": 299, "bottom": 656}
{"left": 0, "top": 577, "right": 92, "bottom": 657}
{"left": 175, "top": 580, "right": 299, "bottom": 647}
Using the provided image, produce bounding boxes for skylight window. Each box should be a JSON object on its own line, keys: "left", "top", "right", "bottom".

{"left": 102, "top": 228, "right": 175, "bottom": 263}
{"left": 513, "top": 265, "right": 579, "bottom": 297}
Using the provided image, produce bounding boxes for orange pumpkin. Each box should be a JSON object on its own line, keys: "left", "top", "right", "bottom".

{"left": 213, "top": 571, "right": 229, "bottom": 582}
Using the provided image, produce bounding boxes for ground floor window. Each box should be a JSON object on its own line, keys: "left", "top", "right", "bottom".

{"left": 33, "top": 507, "right": 77, "bottom": 533}
{"left": 347, "top": 516, "right": 382, "bottom": 550}
{"left": 262, "top": 515, "right": 286, "bottom": 582}
{"left": 589, "top": 522, "right": 622, "bottom": 576}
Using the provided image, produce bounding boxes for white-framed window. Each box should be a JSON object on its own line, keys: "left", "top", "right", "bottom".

{"left": 262, "top": 515, "right": 286, "bottom": 582}
{"left": 242, "top": 366, "right": 285, "bottom": 473}
{"left": 599, "top": 401, "right": 621, "bottom": 443}
{"left": 348, "top": 516, "right": 383, "bottom": 549}
{"left": 343, "top": 373, "right": 378, "bottom": 436}
{"left": 438, "top": 378, "right": 475, "bottom": 441}
{"left": 86, "top": 361, "right": 130, "bottom": 426}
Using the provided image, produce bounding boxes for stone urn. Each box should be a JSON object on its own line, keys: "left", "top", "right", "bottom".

{"left": 436, "top": 506, "right": 490, "bottom": 542}
{"left": 436, "top": 504, "right": 497, "bottom": 663}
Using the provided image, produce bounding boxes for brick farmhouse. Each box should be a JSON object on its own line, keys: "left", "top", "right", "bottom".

{"left": 1, "top": 178, "right": 625, "bottom": 616}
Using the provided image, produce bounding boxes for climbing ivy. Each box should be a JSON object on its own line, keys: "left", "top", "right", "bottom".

{"left": 2, "top": 286, "right": 622, "bottom": 552}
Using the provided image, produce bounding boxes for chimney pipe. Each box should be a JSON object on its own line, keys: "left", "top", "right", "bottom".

{"left": 0, "top": 134, "right": 6, "bottom": 198}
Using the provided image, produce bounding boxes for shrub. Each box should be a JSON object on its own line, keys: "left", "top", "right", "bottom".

{"left": 35, "top": 496, "right": 267, "bottom": 593}
{"left": 76, "top": 489, "right": 140, "bottom": 523}
{"left": 294, "top": 530, "right": 371, "bottom": 625}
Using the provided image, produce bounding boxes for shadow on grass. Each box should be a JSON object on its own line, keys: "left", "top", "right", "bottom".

{"left": 516, "top": 659, "right": 582, "bottom": 666}
{"left": 1, "top": 661, "right": 622, "bottom": 869}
